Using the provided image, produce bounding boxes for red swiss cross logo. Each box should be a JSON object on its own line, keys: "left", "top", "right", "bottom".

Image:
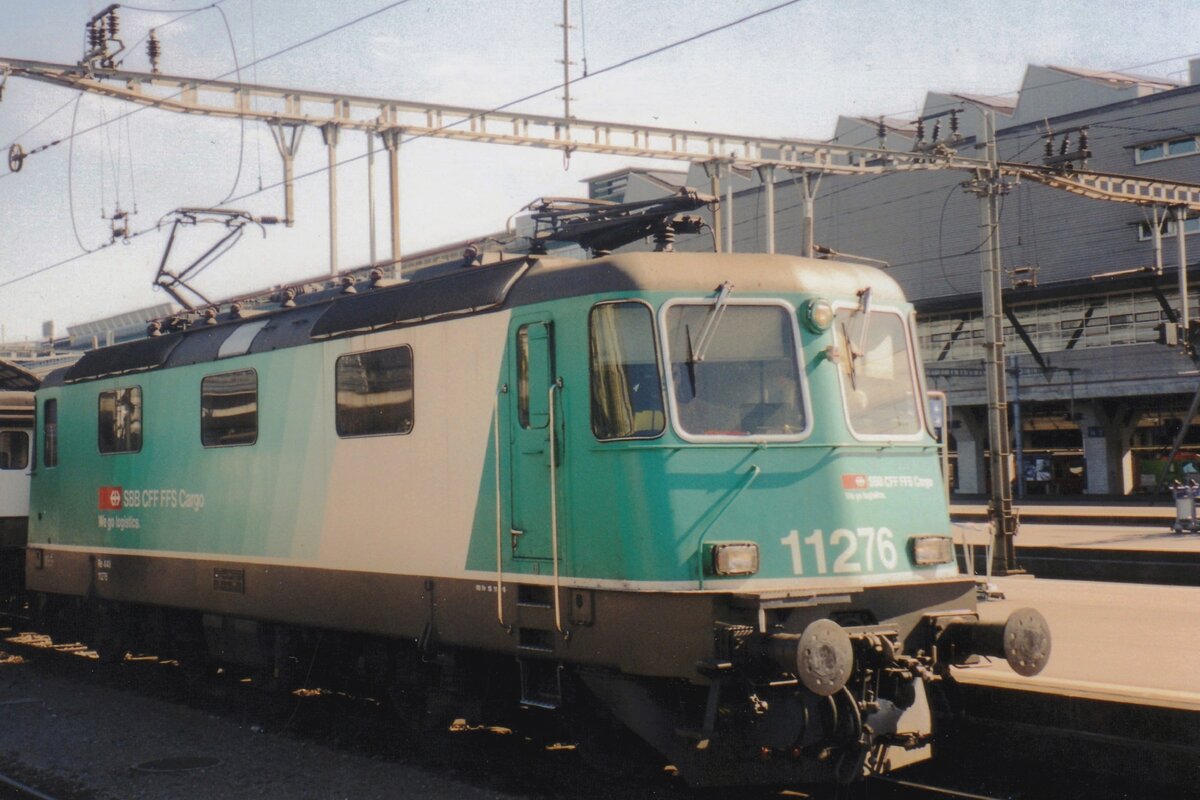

{"left": 98, "top": 486, "right": 123, "bottom": 510}
{"left": 841, "top": 474, "right": 868, "bottom": 490}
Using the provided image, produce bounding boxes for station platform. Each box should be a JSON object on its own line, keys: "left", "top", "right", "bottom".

{"left": 939, "top": 576, "right": 1200, "bottom": 789}
{"left": 950, "top": 498, "right": 1174, "bottom": 527}
{"left": 956, "top": 576, "right": 1199, "bottom": 697}
{"left": 949, "top": 501, "right": 1200, "bottom": 585}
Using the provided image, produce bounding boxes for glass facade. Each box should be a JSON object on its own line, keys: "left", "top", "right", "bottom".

{"left": 919, "top": 288, "right": 1196, "bottom": 363}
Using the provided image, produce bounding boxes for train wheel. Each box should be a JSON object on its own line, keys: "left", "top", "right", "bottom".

{"left": 569, "top": 688, "right": 660, "bottom": 779}
{"left": 89, "top": 604, "right": 129, "bottom": 664}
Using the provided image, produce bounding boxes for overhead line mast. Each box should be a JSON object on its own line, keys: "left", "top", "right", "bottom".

{"left": 6, "top": 56, "right": 1200, "bottom": 572}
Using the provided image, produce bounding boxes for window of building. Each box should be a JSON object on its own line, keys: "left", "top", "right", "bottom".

{"left": 589, "top": 301, "right": 665, "bottom": 439}
{"left": 201, "top": 369, "right": 258, "bottom": 447}
{"left": 1135, "top": 136, "right": 1199, "bottom": 164}
{"left": 335, "top": 346, "right": 414, "bottom": 437}
{"left": 98, "top": 387, "right": 142, "bottom": 454}
{"left": 1137, "top": 216, "right": 1200, "bottom": 241}
{"left": 0, "top": 431, "right": 28, "bottom": 470}
{"left": 919, "top": 288, "right": 1199, "bottom": 362}
{"left": 43, "top": 399, "right": 57, "bottom": 468}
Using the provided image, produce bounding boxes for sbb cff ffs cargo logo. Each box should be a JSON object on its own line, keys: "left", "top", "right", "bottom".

{"left": 98, "top": 486, "right": 123, "bottom": 510}
{"left": 842, "top": 474, "right": 868, "bottom": 490}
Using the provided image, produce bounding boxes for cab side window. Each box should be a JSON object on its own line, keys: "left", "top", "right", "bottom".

{"left": 589, "top": 302, "right": 665, "bottom": 439}
{"left": 98, "top": 387, "right": 142, "bottom": 454}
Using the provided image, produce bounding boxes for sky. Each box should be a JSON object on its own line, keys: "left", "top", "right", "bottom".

{"left": 3, "top": 0, "right": 1200, "bottom": 340}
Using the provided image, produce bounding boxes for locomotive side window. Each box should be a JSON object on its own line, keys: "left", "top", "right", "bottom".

{"left": 335, "top": 345, "right": 414, "bottom": 437}
{"left": 589, "top": 301, "right": 665, "bottom": 439}
{"left": 834, "top": 308, "right": 922, "bottom": 437}
{"left": 515, "top": 322, "right": 552, "bottom": 430}
{"left": 43, "top": 399, "right": 57, "bottom": 467}
{"left": 0, "top": 431, "right": 28, "bottom": 470}
{"left": 98, "top": 387, "right": 143, "bottom": 454}
{"left": 201, "top": 369, "right": 258, "bottom": 447}
{"left": 663, "top": 302, "right": 807, "bottom": 438}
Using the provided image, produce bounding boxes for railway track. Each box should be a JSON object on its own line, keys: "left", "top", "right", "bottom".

{"left": 0, "top": 770, "right": 59, "bottom": 800}
{"left": 0, "top": 621, "right": 1178, "bottom": 800}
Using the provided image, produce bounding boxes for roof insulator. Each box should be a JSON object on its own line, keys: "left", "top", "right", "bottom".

{"left": 147, "top": 30, "right": 161, "bottom": 74}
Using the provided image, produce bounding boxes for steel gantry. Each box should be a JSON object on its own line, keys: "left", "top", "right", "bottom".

{"left": 6, "top": 55, "right": 1200, "bottom": 573}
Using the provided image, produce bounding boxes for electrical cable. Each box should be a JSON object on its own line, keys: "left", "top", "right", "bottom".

{"left": 125, "top": 112, "right": 139, "bottom": 212}
{"left": 120, "top": 2, "right": 228, "bottom": 12}
{"left": 66, "top": 95, "right": 95, "bottom": 254}
{"left": 217, "top": 0, "right": 809, "bottom": 210}
{"left": 213, "top": 2, "right": 245, "bottom": 204}
{"left": 249, "top": 0, "right": 263, "bottom": 190}
{"left": 936, "top": 185, "right": 967, "bottom": 293}
{"left": 118, "top": 0, "right": 231, "bottom": 66}
{"left": 578, "top": 0, "right": 589, "bottom": 77}
{"left": 16, "top": 0, "right": 414, "bottom": 162}
{"left": 10, "top": 0, "right": 1167, "bottom": 293}
{"left": 2, "top": 96, "right": 79, "bottom": 151}
{"left": 1, "top": 0, "right": 807, "bottom": 291}
{"left": 857, "top": 52, "right": 1200, "bottom": 132}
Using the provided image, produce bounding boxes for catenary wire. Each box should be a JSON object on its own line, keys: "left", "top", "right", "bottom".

{"left": 213, "top": 2, "right": 245, "bottom": 203}
{"left": 0, "top": 0, "right": 807, "bottom": 289}
{"left": 13, "top": 0, "right": 415, "bottom": 161}
{"left": 118, "top": 0, "right": 232, "bottom": 67}
{"left": 217, "top": 0, "right": 809, "bottom": 205}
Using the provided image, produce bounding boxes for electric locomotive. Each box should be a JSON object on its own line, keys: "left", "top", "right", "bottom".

{"left": 20, "top": 250, "right": 1049, "bottom": 786}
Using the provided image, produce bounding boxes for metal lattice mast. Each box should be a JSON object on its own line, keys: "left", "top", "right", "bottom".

{"left": 964, "top": 108, "right": 1019, "bottom": 574}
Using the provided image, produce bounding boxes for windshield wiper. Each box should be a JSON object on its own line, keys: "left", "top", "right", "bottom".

{"left": 691, "top": 281, "right": 734, "bottom": 364}
{"left": 844, "top": 287, "right": 872, "bottom": 391}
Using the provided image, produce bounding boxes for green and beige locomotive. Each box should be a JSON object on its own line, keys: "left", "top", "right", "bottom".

{"left": 22, "top": 251, "right": 1048, "bottom": 785}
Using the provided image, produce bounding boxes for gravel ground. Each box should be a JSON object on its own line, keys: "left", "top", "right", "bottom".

{"left": 0, "top": 646, "right": 548, "bottom": 800}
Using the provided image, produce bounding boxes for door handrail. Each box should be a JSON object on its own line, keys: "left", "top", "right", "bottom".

{"left": 494, "top": 392, "right": 511, "bottom": 632}
{"left": 548, "top": 382, "right": 568, "bottom": 638}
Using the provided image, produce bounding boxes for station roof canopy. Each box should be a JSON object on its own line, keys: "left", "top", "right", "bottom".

{"left": 0, "top": 359, "right": 38, "bottom": 391}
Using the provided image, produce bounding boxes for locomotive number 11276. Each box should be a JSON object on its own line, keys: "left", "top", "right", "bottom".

{"left": 779, "top": 527, "right": 899, "bottom": 575}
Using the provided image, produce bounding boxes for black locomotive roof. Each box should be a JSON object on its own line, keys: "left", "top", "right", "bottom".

{"left": 44, "top": 256, "right": 534, "bottom": 386}
{"left": 311, "top": 256, "right": 529, "bottom": 338}
{"left": 41, "top": 252, "right": 901, "bottom": 388}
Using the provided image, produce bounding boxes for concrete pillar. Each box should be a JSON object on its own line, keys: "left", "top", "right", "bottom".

{"left": 1079, "top": 400, "right": 1142, "bottom": 495}
{"left": 951, "top": 406, "right": 988, "bottom": 495}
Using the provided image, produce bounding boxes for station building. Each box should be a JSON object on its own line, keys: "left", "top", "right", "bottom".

{"left": 593, "top": 63, "right": 1200, "bottom": 498}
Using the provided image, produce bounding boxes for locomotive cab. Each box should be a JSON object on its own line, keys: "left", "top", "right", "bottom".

{"left": 503, "top": 254, "right": 1049, "bottom": 783}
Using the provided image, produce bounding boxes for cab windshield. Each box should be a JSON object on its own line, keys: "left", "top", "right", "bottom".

{"left": 834, "top": 307, "right": 922, "bottom": 437}
{"left": 664, "top": 302, "right": 806, "bottom": 437}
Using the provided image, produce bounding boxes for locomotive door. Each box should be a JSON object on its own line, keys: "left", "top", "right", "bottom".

{"left": 508, "top": 316, "right": 559, "bottom": 562}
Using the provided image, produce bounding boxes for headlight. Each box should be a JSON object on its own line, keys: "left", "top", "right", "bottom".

{"left": 910, "top": 536, "right": 955, "bottom": 565}
{"left": 709, "top": 542, "right": 760, "bottom": 576}
{"left": 803, "top": 298, "right": 834, "bottom": 333}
